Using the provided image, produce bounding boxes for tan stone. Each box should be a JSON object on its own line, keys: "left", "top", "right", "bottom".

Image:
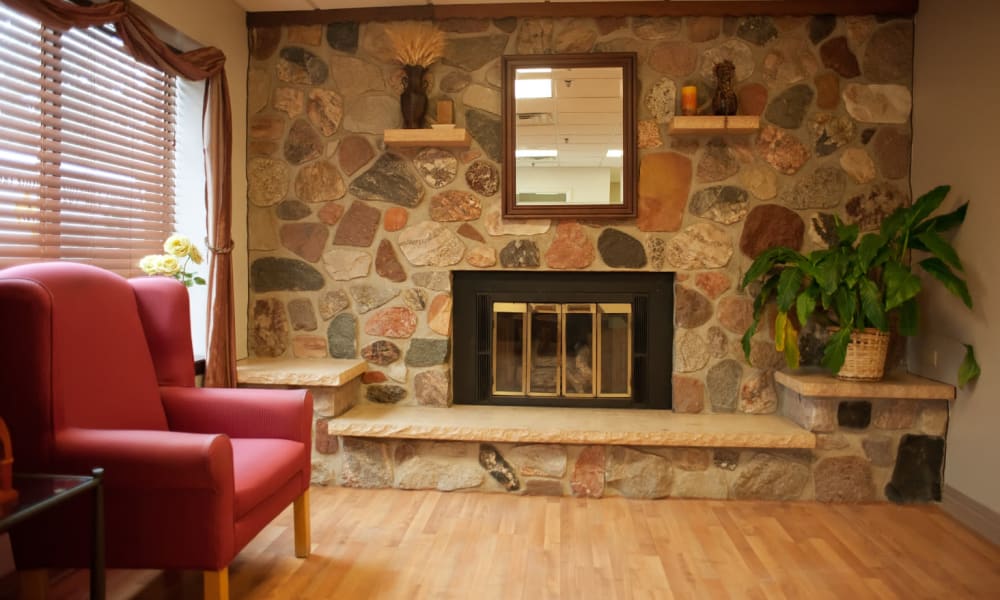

{"left": 815, "top": 71, "right": 841, "bottom": 110}
{"left": 665, "top": 223, "right": 734, "bottom": 270}
{"left": 739, "top": 163, "right": 778, "bottom": 200}
{"left": 428, "top": 294, "right": 452, "bottom": 336}
{"left": 273, "top": 87, "right": 304, "bottom": 117}
{"left": 773, "top": 371, "right": 955, "bottom": 400}
{"left": 779, "top": 387, "right": 839, "bottom": 433}
{"left": 672, "top": 376, "right": 705, "bottom": 414}
{"left": 396, "top": 456, "right": 483, "bottom": 491}
{"left": 398, "top": 222, "right": 466, "bottom": 267}
{"left": 247, "top": 67, "right": 270, "bottom": 115}
{"left": 673, "top": 448, "right": 712, "bottom": 471}
{"left": 247, "top": 158, "right": 290, "bottom": 207}
{"left": 672, "top": 469, "right": 728, "bottom": 499}
{"left": 637, "top": 152, "right": 692, "bottom": 232}
{"left": 287, "top": 24, "right": 323, "bottom": 45}
{"left": 248, "top": 206, "right": 279, "bottom": 250}
{"left": 605, "top": 446, "right": 673, "bottom": 499}
{"left": 508, "top": 445, "right": 568, "bottom": 478}
{"left": 814, "top": 456, "right": 874, "bottom": 503}
{"left": 483, "top": 206, "right": 550, "bottom": 236}
{"left": 872, "top": 399, "right": 918, "bottom": 430}
{"left": 840, "top": 148, "right": 877, "bottom": 184}
{"left": 730, "top": 453, "right": 810, "bottom": 501}
{"left": 545, "top": 222, "right": 595, "bottom": 269}
{"left": 295, "top": 160, "right": 346, "bottom": 203}
{"left": 322, "top": 248, "right": 372, "bottom": 281}
{"left": 843, "top": 83, "right": 912, "bottom": 124}
{"left": 571, "top": 446, "right": 606, "bottom": 498}
{"left": 307, "top": 89, "right": 344, "bottom": 136}
{"left": 292, "top": 335, "right": 327, "bottom": 359}
{"left": 920, "top": 403, "right": 949, "bottom": 436}
{"left": 466, "top": 245, "right": 497, "bottom": 268}
{"left": 237, "top": 358, "right": 366, "bottom": 387}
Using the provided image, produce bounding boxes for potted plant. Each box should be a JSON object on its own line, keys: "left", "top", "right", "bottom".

{"left": 740, "top": 185, "right": 980, "bottom": 384}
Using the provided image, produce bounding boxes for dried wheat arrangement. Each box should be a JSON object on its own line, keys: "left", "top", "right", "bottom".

{"left": 384, "top": 22, "right": 445, "bottom": 67}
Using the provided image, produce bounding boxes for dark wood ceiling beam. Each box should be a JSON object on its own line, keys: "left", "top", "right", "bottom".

{"left": 247, "top": 0, "right": 918, "bottom": 27}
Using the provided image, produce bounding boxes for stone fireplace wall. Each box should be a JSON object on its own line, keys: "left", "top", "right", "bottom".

{"left": 245, "top": 15, "right": 914, "bottom": 412}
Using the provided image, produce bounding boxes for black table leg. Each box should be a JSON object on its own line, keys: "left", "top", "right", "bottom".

{"left": 90, "top": 468, "right": 105, "bottom": 599}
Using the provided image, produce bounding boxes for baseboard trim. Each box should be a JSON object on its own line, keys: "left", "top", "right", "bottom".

{"left": 941, "top": 484, "right": 1000, "bottom": 547}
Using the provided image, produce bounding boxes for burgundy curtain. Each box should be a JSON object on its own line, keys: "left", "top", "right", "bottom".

{"left": 4, "top": 0, "right": 238, "bottom": 386}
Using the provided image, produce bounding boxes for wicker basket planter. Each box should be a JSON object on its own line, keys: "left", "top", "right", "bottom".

{"left": 832, "top": 327, "right": 890, "bottom": 381}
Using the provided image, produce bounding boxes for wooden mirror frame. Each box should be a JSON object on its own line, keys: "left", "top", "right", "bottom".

{"left": 502, "top": 53, "right": 637, "bottom": 219}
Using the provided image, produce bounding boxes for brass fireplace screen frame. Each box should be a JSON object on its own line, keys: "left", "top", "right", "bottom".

{"left": 491, "top": 302, "right": 633, "bottom": 399}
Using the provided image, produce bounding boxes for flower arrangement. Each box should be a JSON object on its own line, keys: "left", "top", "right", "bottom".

{"left": 384, "top": 22, "right": 445, "bottom": 67}
{"left": 139, "top": 233, "right": 206, "bottom": 287}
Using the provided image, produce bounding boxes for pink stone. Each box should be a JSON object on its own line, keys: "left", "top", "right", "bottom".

{"left": 672, "top": 376, "right": 705, "bottom": 413}
{"left": 638, "top": 120, "right": 663, "bottom": 150}
{"left": 430, "top": 190, "right": 481, "bottom": 222}
{"left": 415, "top": 368, "right": 449, "bottom": 407}
{"left": 649, "top": 41, "right": 698, "bottom": 76}
{"left": 456, "top": 223, "right": 485, "bottom": 243}
{"left": 428, "top": 293, "right": 452, "bottom": 336}
{"left": 362, "top": 371, "right": 388, "bottom": 384}
{"left": 571, "top": 446, "right": 606, "bottom": 498}
{"left": 338, "top": 134, "right": 375, "bottom": 175}
{"left": 695, "top": 271, "right": 732, "bottom": 300}
{"left": 314, "top": 418, "right": 338, "bottom": 454}
{"left": 384, "top": 207, "right": 409, "bottom": 232}
{"left": 756, "top": 125, "right": 810, "bottom": 175}
{"left": 739, "top": 204, "right": 805, "bottom": 258}
{"left": 815, "top": 72, "right": 841, "bottom": 109}
{"left": 332, "top": 201, "right": 380, "bottom": 247}
{"left": 718, "top": 295, "right": 754, "bottom": 334}
{"left": 364, "top": 306, "right": 417, "bottom": 338}
{"left": 375, "top": 239, "right": 406, "bottom": 283}
{"left": 279, "top": 222, "right": 329, "bottom": 262}
{"left": 318, "top": 202, "right": 345, "bottom": 225}
{"left": 545, "top": 222, "right": 595, "bottom": 269}
{"left": 292, "top": 335, "right": 327, "bottom": 358}
{"left": 466, "top": 245, "right": 497, "bottom": 268}
{"left": 637, "top": 152, "right": 692, "bottom": 232}
{"left": 737, "top": 83, "right": 768, "bottom": 116}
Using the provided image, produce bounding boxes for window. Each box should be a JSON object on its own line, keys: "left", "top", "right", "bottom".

{"left": 0, "top": 4, "right": 177, "bottom": 277}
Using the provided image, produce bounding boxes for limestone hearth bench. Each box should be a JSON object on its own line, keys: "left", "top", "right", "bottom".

{"left": 239, "top": 360, "right": 954, "bottom": 503}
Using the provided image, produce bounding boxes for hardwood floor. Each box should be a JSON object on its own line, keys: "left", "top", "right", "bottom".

{"left": 18, "top": 486, "right": 1000, "bottom": 599}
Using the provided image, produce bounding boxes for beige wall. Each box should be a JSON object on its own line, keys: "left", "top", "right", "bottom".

{"left": 912, "top": 0, "right": 1000, "bottom": 513}
{"left": 135, "top": 0, "right": 250, "bottom": 357}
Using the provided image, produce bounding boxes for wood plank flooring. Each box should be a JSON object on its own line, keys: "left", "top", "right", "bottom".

{"left": 18, "top": 486, "right": 1000, "bottom": 599}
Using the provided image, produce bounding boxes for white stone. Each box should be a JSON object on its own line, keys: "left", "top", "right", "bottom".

{"left": 462, "top": 84, "right": 501, "bottom": 115}
{"left": 322, "top": 248, "right": 371, "bottom": 281}
{"left": 483, "top": 206, "right": 551, "bottom": 236}
{"left": 843, "top": 83, "right": 912, "bottom": 124}
{"left": 645, "top": 77, "right": 677, "bottom": 124}
{"left": 665, "top": 223, "right": 734, "bottom": 270}
{"left": 388, "top": 363, "right": 408, "bottom": 383}
{"left": 675, "top": 329, "right": 710, "bottom": 373}
{"left": 840, "top": 148, "right": 877, "bottom": 184}
{"left": 396, "top": 456, "right": 484, "bottom": 491}
{"left": 398, "top": 221, "right": 466, "bottom": 267}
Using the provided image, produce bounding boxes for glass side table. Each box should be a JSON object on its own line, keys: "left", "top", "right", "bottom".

{"left": 1, "top": 468, "right": 104, "bottom": 599}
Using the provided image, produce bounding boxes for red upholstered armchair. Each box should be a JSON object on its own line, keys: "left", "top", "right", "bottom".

{"left": 0, "top": 262, "right": 312, "bottom": 600}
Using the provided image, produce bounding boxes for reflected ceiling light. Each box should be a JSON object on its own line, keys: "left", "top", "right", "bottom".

{"left": 606, "top": 149, "right": 624, "bottom": 158}
{"left": 514, "top": 79, "right": 552, "bottom": 99}
{"left": 515, "top": 149, "right": 558, "bottom": 158}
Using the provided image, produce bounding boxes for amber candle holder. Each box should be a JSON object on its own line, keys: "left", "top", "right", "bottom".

{"left": 681, "top": 85, "right": 698, "bottom": 116}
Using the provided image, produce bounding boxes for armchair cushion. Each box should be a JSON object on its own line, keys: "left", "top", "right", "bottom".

{"left": 231, "top": 438, "right": 307, "bottom": 519}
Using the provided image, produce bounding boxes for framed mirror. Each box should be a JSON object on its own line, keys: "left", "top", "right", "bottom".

{"left": 502, "top": 53, "right": 637, "bottom": 219}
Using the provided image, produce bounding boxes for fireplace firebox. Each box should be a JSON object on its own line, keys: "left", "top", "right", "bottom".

{"left": 452, "top": 271, "right": 673, "bottom": 409}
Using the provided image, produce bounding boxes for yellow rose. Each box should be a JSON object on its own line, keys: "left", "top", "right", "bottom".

{"left": 139, "top": 254, "right": 160, "bottom": 275}
{"left": 188, "top": 244, "right": 203, "bottom": 265}
{"left": 163, "top": 234, "right": 193, "bottom": 258}
{"left": 156, "top": 254, "right": 181, "bottom": 276}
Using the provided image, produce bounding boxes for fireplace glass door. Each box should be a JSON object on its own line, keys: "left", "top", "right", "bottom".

{"left": 492, "top": 302, "right": 632, "bottom": 400}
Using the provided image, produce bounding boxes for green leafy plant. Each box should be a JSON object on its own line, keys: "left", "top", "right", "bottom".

{"left": 740, "top": 185, "right": 979, "bottom": 383}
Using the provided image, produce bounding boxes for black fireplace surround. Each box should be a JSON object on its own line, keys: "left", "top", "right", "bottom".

{"left": 452, "top": 271, "right": 674, "bottom": 409}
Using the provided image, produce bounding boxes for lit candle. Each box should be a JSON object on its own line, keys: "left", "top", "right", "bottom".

{"left": 681, "top": 85, "right": 698, "bottom": 116}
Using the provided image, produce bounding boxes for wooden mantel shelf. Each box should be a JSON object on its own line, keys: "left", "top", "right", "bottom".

{"left": 668, "top": 115, "right": 760, "bottom": 135}
{"left": 774, "top": 369, "right": 956, "bottom": 401}
{"left": 384, "top": 127, "right": 471, "bottom": 148}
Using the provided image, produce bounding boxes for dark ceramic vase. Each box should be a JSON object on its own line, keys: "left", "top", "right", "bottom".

{"left": 712, "top": 60, "right": 739, "bottom": 116}
{"left": 400, "top": 64, "right": 428, "bottom": 129}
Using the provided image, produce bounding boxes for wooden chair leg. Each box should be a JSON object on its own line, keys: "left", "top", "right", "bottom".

{"left": 293, "top": 488, "right": 311, "bottom": 558}
{"left": 203, "top": 567, "right": 228, "bottom": 600}
{"left": 18, "top": 569, "right": 47, "bottom": 600}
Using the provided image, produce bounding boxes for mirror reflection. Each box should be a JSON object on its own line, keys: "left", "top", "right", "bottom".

{"left": 502, "top": 53, "right": 636, "bottom": 219}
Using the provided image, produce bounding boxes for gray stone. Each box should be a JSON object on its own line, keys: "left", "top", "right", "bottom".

{"left": 287, "top": 298, "right": 317, "bottom": 331}
{"left": 675, "top": 286, "right": 713, "bottom": 329}
{"left": 665, "top": 223, "right": 733, "bottom": 270}
{"left": 597, "top": 229, "right": 646, "bottom": 268}
{"left": 479, "top": 444, "right": 520, "bottom": 491}
{"left": 366, "top": 384, "right": 407, "bottom": 404}
{"left": 499, "top": 240, "right": 541, "bottom": 268}
{"left": 280, "top": 222, "right": 329, "bottom": 262}
{"left": 781, "top": 389, "right": 837, "bottom": 432}
{"left": 675, "top": 330, "right": 709, "bottom": 373}
{"left": 466, "top": 109, "right": 502, "bottom": 162}
{"left": 322, "top": 248, "right": 371, "bottom": 281}
{"left": 284, "top": 119, "right": 323, "bottom": 165}
{"left": 348, "top": 283, "right": 399, "bottom": 314}
{"left": 415, "top": 368, "right": 449, "bottom": 407}
{"left": 440, "top": 70, "right": 471, "bottom": 93}
{"left": 248, "top": 158, "right": 290, "bottom": 207}
{"left": 327, "top": 313, "right": 357, "bottom": 359}
{"left": 761, "top": 39, "right": 821, "bottom": 88}
{"left": 307, "top": 88, "right": 344, "bottom": 136}
{"left": 350, "top": 153, "right": 424, "bottom": 208}
{"left": 412, "top": 271, "right": 451, "bottom": 292}
{"left": 414, "top": 148, "right": 458, "bottom": 189}
{"left": 463, "top": 84, "right": 501, "bottom": 115}
{"left": 814, "top": 456, "right": 875, "bottom": 503}
{"left": 251, "top": 298, "right": 288, "bottom": 357}
{"left": 341, "top": 438, "right": 392, "bottom": 488}
{"left": 707, "top": 359, "right": 743, "bottom": 412}
{"left": 405, "top": 338, "right": 449, "bottom": 367}
{"left": 465, "top": 160, "right": 500, "bottom": 197}
{"left": 517, "top": 19, "right": 553, "bottom": 53}
{"left": 402, "top": 288, "right": 429, "bottom": 311}
{"left": 731, "top": 453, "right": 810, "bottom": 500}
{"left": 809, "top": 15, "right": 836, "bottom": 44}
{"left": 689, "top": 186, "right": 749, "bottom": 224}
{"left": 765, "top": 84, "right": 814, "bottom": 129}
{"left": 736, "top": 16, "right": 777, "bottom": 46}
{"left": 714, "top": 449, "right": 740, "bottom": 471}
{"left": 632, "top": 16, "right": 681, "bottom": 40}
{"left": 343, "top": 94, "right": 401, "bottom": 133}
{"left": 398, "top": 222, "right": 465, "bottom": 267}
{"left": 361, "top": 340, "right": 401, "bottom": 366}
{"left": 277, "top": 47, "right": 328, "bottom": 85}
{"left": 700, "top": 40, "right": 755, "bottom": 82}
{"left": 605, "top": 446, "right": 673, "bottom": 499}
{"left": 696, "top": 138, "right": 740, "bottom": 183}
{"left": 920, "top": 404, "right": 949, "bottom": 437}
{"left": 863, "top": 22, "right": 912, "bottom": 83}
{"left": 780, "top": 166, "right": 847, "bottom": 210}
{"left": 443, "top": 35, "right": 509, "bottom": 71}
{"left": 507, "top": 445, "right": 567, "bottom": 478}
{"left": 326, "top": 22, "right": 359, "bottom": 53}
{"left": 319, "top": 290, "right": 350, "bottom": 320}
{"left": 328, "top": 56, "right": 382, "bottom": 99}
{"left": 863, "top": 435, "right": 895, "bottom": 467}
{"left": 872, "top": 399, "right": 918, "bottom": 430}
{"left": 838, "top": 401, "right": 873, "bottom": 429}
{"left": 886, "top": 434, "right": 944, "bottom": 503}
{"left": 251, "top": 257, "right": 324, "bottom": 292}
{"left": 277, "top": 200, "right": 311, "bottom": 220}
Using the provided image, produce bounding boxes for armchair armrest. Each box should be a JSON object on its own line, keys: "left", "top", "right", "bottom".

{"left": 53, "top": 427, "right": 233, "bottom": 491}
{"left": 160, "top": 386, "right": 312, "bottom": 443}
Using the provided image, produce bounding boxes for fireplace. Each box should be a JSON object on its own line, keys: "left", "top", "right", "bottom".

{"left": 452, "top": 271, "right": 673, "bottom": 409}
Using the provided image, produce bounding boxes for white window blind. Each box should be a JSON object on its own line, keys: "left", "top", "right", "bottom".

{"left": 0, "top": 5, "right": 177, "bottom": 277}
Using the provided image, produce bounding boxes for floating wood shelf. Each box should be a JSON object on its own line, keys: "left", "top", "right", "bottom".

{"left": 384, "top": 127, "right": 471, "bottom": 148}
{"left": 668, "top": 115, "right": 760, "bottom": 135}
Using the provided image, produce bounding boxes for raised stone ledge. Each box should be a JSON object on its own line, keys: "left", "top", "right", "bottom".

{"left": 237, "top": 357, "right": 366, "bottom": 387}
{"left": 775, "top": 369, "right": 955, "bottom": 401}
{"left": 327, "top": 404, "right": 815, "bottom": 449}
